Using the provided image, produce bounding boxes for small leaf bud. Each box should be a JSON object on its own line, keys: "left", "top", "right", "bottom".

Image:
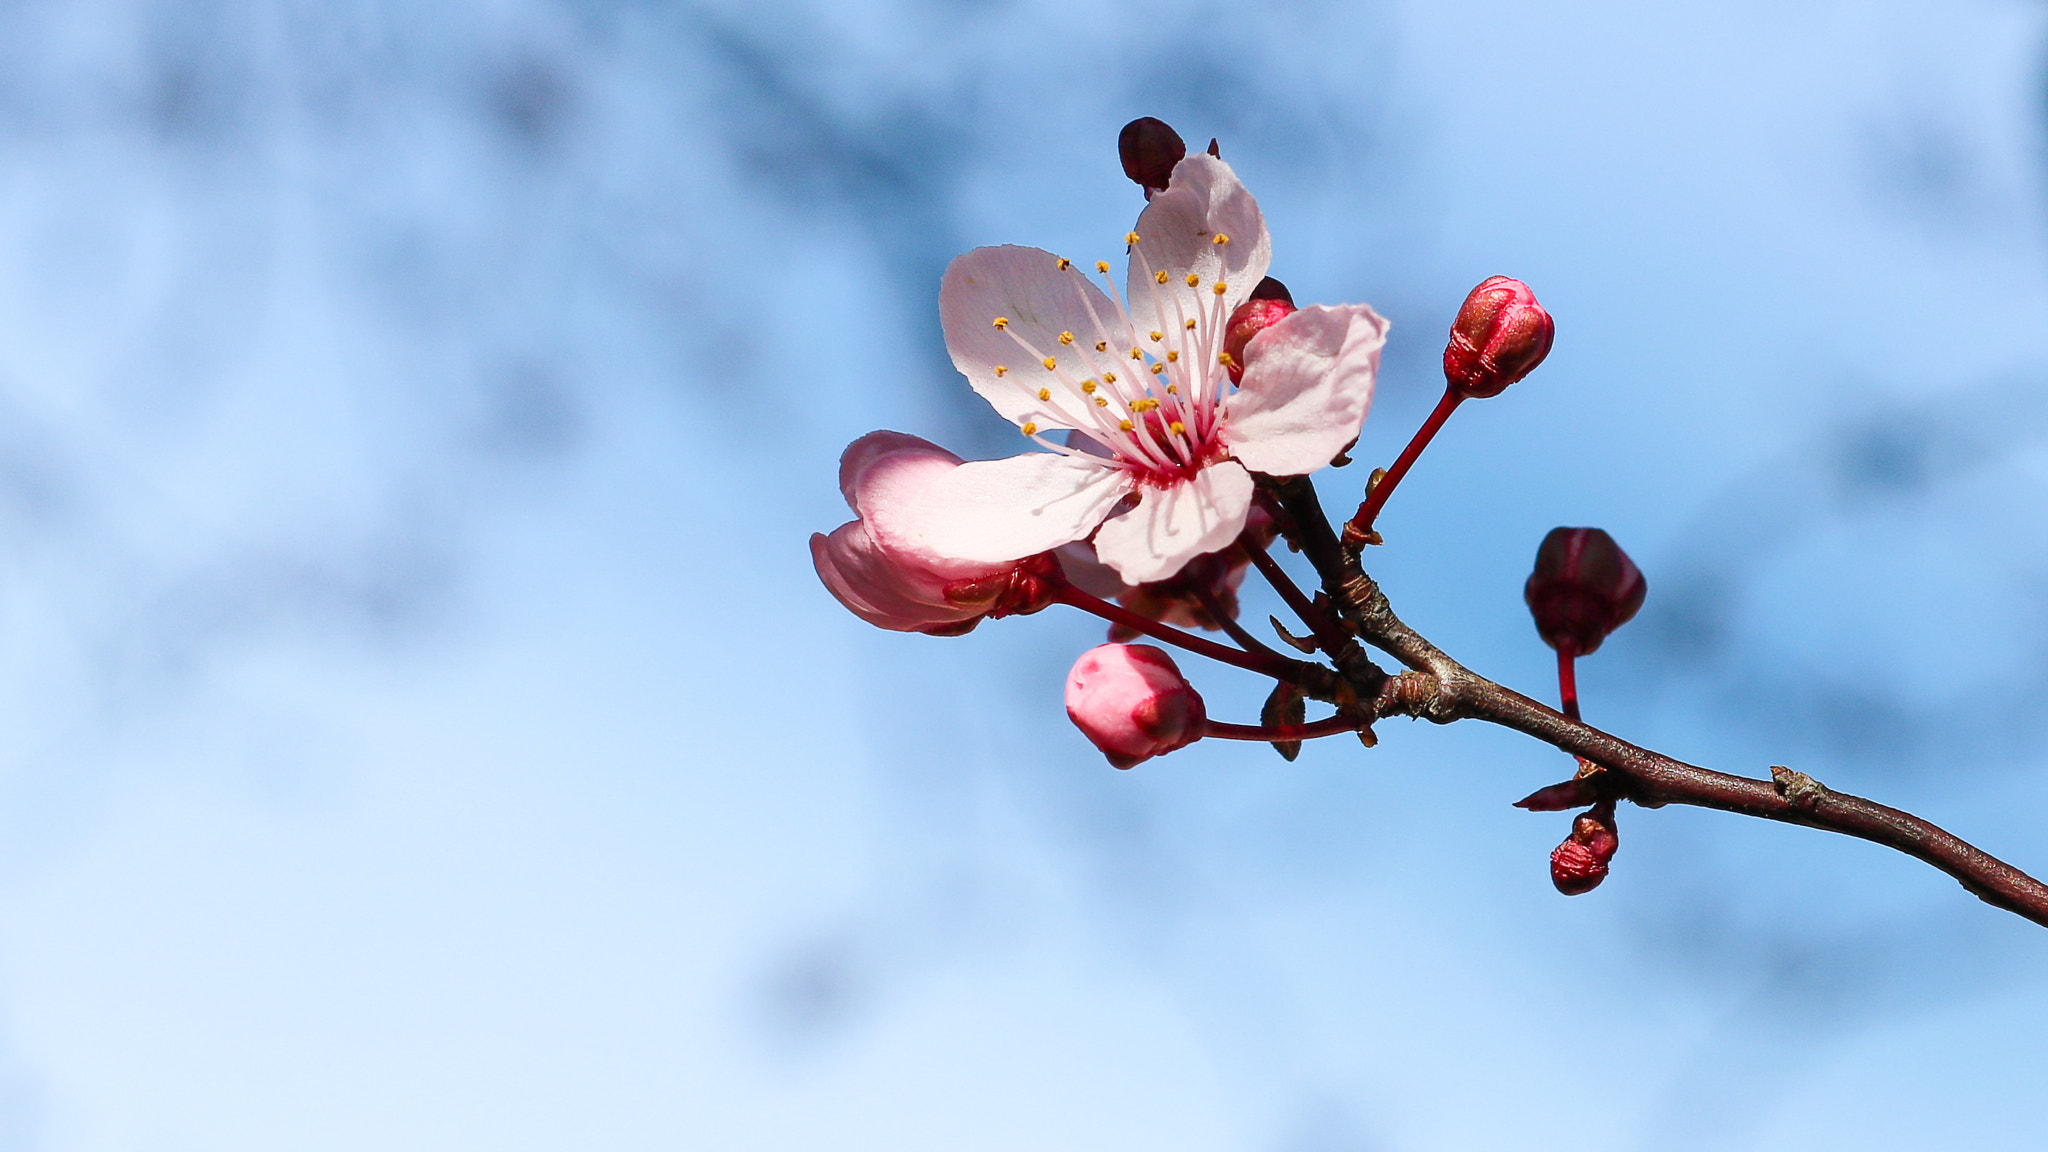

{"left": 1118, "top": 117, "right": 1186, "bottom": 195}
{"left": 1222, "top": 278, "right": 1297, "bottom": 384}
{"left": 1065, "top": 644, "right": 1207, "bottom": 769}
{"left": 1549, "top": 802, "right": 1619, "bottom": 896}
{"left": 1524, "top": 527, "right": 1646, "bottom": 657}
{"left": 1442, "top": 275, "right": 1554, "bottom": 399}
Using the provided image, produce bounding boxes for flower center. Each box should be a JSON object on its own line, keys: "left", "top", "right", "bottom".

{"left": 990, "top": 236, "right": 1239, "bottom": 478}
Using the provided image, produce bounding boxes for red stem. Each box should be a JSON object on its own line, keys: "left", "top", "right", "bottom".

{"left": 1348, "top": 388, "right": 1464, "bottom": 539}
{"left": 1204, "top": 716, "right": 1362, "bottom": 742}
{"left": 1053, "top": 585, "right": 1305, "bottom": 682}
{"left": 1557, "top": 646, "right": 1580, "bottom": 722}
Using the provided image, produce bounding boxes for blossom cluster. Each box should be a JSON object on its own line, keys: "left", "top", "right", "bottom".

{"left": 812, "top": 118, "right": 1644, "bottom": 894}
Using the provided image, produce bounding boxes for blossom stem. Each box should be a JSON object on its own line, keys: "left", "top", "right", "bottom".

{"left": 1346, "top": 388, "right": 1464, "bottom": 544}
{"left": 1190, "top": 581, "right": 1287, "bottom": 663}
{"left": 1557, "top": 647, "right": 1580, "bottom": 722}
{"left": 1203, "top": 716, "right": 1362, "bottom": 742}
{"left": 1053, "top": 585, "right": 1307, "bottom": 682}
{"left": 1240, "top": 529, "right": 1350, "bottom": 659}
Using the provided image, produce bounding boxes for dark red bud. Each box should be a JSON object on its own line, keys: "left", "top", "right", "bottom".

{"left": 1442, "top": 276, "right": 1554, "bottom": 399}
{"left": 1549, "top": 803, "right": 1619, "bottom": 896}
{"left": 1524, "top": 527, "right": 1645, "bottom": 657}
{"left": 1222, "top": 279, "right": 1297, "bottom": 384}
{"left": 1119, "top": 118, "right": 1186, "bottom": 194}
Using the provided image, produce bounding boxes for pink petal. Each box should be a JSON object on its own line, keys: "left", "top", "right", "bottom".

{"left": 941, "top": 245, "right": 1128, "bottom": 431}
{"left": 839, "top": 430, "right": 962, "bottom": 512}
{"left": 1123, "top": 154, "right": 1272, "bottom": 341}
{"left": 1090, "top": 460, "right": 1254, "bottom": 584}
{"left": 811, "top": 524, "right": 982, "bottom": 634}
{"left": 1221, "top": 303, "right": 1389, "bottom": 477}
{"left": 882, "top": 450, "right": 1130, "bottom": 566}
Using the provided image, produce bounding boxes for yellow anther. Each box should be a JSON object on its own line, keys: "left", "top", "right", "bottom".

{"left": 1094, "top": 340, "right": 1108, "bottom": 352}
{"left": 1212, "top": 281, "right": 1227, "bottom": 296}
{"left": 1081, "top": 380, "right": 1097, "bottom": 393}
{"left": 1103, "top": 372, "right": 1118, "bottom": 384}
{"left": 1131, "top": 399, "right": 1159, "bottom": 412}
{"left": 1120, "top": 419, "right": 1134, "bottom": 431}
{"left": 1166, "top": 350, "right": 1179, "bottom": 362}
{"left": 1154, "top": 270, "right": 1169, "bottom": 284}
{"left": 1184, "top": 318, "right": 1197, "bottom": 330}
{"left": 1058, "top": 331, "right": 1075, "bottom": 345}
{"left": 1129, "top": 348, "right": 1142, "bottom": 360}
{"left": 1213, "top": 233, "right": 1229, "bottom": 245}
{"left": 1166, "top": 385, "right": 1178, "bottom": 394}
{"left": 993, "top": 365, "right": 1008, "bottom": 377}
{"left": 1169, "top": 421, "right": 1186, "bottom": 435}
{"left": 1096, "top": 261, "right": 1109, "bottom": 273}
{"left": 993, "top": 317, "right": 1009, "bottom": 330}
{"left": 1125, "top": 232, "right": 1141, "bottom": 245}
{"left": 1056, "top": 257, "right": 1071, "bottom": 270}
{"left": 1095, "top": 396, "right": 1109, "bottom": 407}
{"left": 1042, "top": 357, "right": 1058, "bottom": 370}
{"left": 1021, "top": 422, "right": 1038, "bottom": 435}
{"left": 1149, "top": 331, "right": 1163, "bottom": 342}
{"left": 1217, "top": 351, "right": 1236, "bottom": 366}
{"left": 1150, "top": 363, "right": 1166, "bottom": 375}
{"left": 1185, "top": 273, "right": 1200, "bottom": 287}
{"left": 1038, "top": 388, "right": 1051, "bottom": 401}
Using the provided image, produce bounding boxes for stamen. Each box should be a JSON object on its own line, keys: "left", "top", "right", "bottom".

{"left": 1095, "top": 396, "right": 1109, "bottom": 407}
{"left": 1056, "top": 257, "right": 1071, "bottom": 270}
{"left": 1120, "top": 419, "right": 1134, "bottom": 431}
{"left": 1154, "top": 270, "right": 1169, "bottom": 284}
{"left": 1212, "top": 281, "right": 1227, "bottom": 295}
{"left": 1170, "top": 421, "right": 1186, "bottom": 434}
{"left": 1103, "top": 372, "right": 1118, "bottom": 384}
{"left": 1094, "top": 341, "right": 1108, "bottom": 352}
{"left": 1058, "top": 331, "right": 1075, "bottom": 345}
{"left": 1185, "top": 318, "right": 1197, "bottom": 330}
{"left": 1165, "top": 351, "right": 1179, "bottom": 362}
{"left": 1081, "top": 380, "right": 1097, "bottom": 393}
{"left": 1125, "top": 232, "right": 1141, "bottom": 245}
{"left": 1096, "top": 261, "right": 1109, "bottom": 273}
{"left": 1185, "top": 273, "right": 1200, "bottom": 288}
{"left": 993, "top": 317, "right": 1009, "bottom": 330}
{"left": 1042, "top": 357, "right": 1058, "bottom": 370}
{"left": 1149, "top": 331, "right": 1163, "bottom": 342}
{"left": 1166, "top": 385, "right": 1178, "bottom": 394}
{"left": 1038, "top": 388, "right": 1051, "bottom": 401}
{"left": 994, "top": 366, "right": 1008, "bottom": 377}
{"left": 1217, "top": 351, "right": 1236, "bottom": 366}
{"left": 1129, "top": 348, "right": 1142, "bottom": 360}
{"left": 1213, "top": 234, "right": 1229, "bottom": 245}
{"left": 1021, "top": 422, "right": 1038, "bottom": 435}
{"left": 1150, "top": 363, "right": 1166, "bottom": 375}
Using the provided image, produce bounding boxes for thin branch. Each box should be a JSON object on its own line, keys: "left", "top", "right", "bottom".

{"left": 1053, "top": 584, "right": 1328, "bottom": 690}
{"left": 1205, "top": 715, "right": 1364, "bottom": 742}
{"left": 1189, "top": 581, "right": 1287, "bottom": 664}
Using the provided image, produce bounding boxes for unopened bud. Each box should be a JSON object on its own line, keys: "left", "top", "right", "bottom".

{"left": 1524, "top": 527, "right": 1645, "bottom": 657}
{"left": 1549, "top": 802, "right": 1619, "bottom": 896}
{"left": 1442, "top": 276, "right": 1553, "bottom": 399}
{"left": 1222, "top": 278, "right": 1297, "bottom": 384}
{"left": 1065, "top": 643, "right": 1206, "bottom": 769}
{"left": 1118, "top": 117, "right": 1186, "bottom": 195}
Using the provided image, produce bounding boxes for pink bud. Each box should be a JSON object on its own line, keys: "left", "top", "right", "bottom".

{"left": 1118, "top": 117, "right": 1186, "bottom": 195}
{"left": 1065, "top": 644, "right": 1207, "bottom": 769}
{"left": 1524, "top": 527, "right": 1645, "bottom": 657}
{"left": 1442, "top": 276, "right": 1554, "bottom": 399}
{"left": 1549, "top": 803, "right": 1619, "bottom": 896}
{"left": 813, "top": 431, "right": 1060, "bottom": 635}
{"left": 1222, "top": 278, "right": 1297, "bottom": 385}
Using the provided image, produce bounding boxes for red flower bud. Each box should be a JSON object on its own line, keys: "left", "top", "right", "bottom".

{"left": 1222, "top": 278, "right": 1297, "bottom": 385}
{"left": 1065, "top": 644, "right": 1207, "bottom": 769}
{"left": 1524, "top": 527, "right": 1645, "bottom": 657}
{"left": 1118, "top": 117, "right": 1186, "bottom": 195}
{"left": 1549, "top": 802, "right": 1619, "bottom": 896}
{"left": 1442, "top": 276, "right": 1554, "bottom": 399}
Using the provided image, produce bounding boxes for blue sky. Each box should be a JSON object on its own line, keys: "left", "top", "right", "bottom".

{"left": 0, "top": 0, "right": 2043, "bottom": 1148}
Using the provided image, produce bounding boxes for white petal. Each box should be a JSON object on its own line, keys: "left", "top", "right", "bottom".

{"left": 1090, "top": 460, "right": 1254, "bottom": 584}
{"left": 880, "top": 451, "right": 1129, "bottom": 565}
{"left": 941, "top": 245, "right": 1129, "bottom": 429}
{"left": 1222, "top": 303, "right": 1389, "bottom": 477}
{"left": 1123, "top": 154, "right": 1272, "bottom": 339}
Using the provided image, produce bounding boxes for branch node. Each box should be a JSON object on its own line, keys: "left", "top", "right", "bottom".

{"left": 1770, "top": 765, "right": 1828, "bottom": 811}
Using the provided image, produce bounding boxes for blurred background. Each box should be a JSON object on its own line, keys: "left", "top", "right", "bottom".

{"left": 0, "top": 0, "right": 2042, "bottom": 1148}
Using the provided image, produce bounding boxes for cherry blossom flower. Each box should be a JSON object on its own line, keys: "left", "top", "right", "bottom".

{"left": 811, "top": 431, "right": 1060, "bottom": 635}
{"left": 1064, "top": 643, "right": 1207, "bottom": 768}
{"left": 891, "top": 152, "right": 1389, "bottom": 584}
